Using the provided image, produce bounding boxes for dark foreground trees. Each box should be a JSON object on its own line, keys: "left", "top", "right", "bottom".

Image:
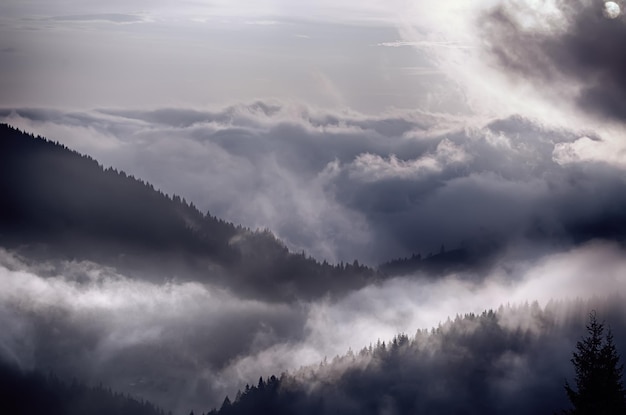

{"left": 0, "top": 361, "right": 167, "bottom": 415}
{"left": 564, "top": 311, "right": 626, "bottom": 414}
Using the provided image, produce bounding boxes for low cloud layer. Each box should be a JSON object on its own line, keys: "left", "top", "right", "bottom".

{"left": 0, "top": 249, "right": 307, "bottom": 412}
{"left": 1, "top": 241, "right": 625, "bottom": 412}
{"left": 2, "top": 103, "right": 626, "bottom": 265}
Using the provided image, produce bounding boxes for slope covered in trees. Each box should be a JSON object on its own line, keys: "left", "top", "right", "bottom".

{"left": 204, "top": 299, "right": 626, "bottom": 415}
{"left": 0, "top": 361, "right": 167, "bottom": 415}
{"left": 0, "top": 123, "right": 374, "bottom": 301}
{"left": 3, "top": 298, "right": 624, "bottom": 415}
{"left": 378, "top": 246, "right": 495, "bottom": 277}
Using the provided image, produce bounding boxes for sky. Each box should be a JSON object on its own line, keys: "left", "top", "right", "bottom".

{"left": 0, "top": 0, "right": 456, "bottom": 114}
{"left": 2, "top": 0, "right": 626, "bottom": 263}
{"left": 2, "top": 0, "right": 626, "bottom": 412}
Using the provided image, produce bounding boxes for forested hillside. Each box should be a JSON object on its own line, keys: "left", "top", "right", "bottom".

{"left": 0, "top": 361, "right": 167, "bottom": 415}
{"left": 204, "top": 299, "right": 626, "bottom": 415}
{"left": 0, "top": 123, "right": 374, "bottom": 301}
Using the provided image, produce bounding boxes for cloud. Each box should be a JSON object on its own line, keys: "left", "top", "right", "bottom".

{"left": 346, "top": 138, "right": 469, "bottom": 182}
{"left": 215, "top": 241, "right": 626, "bottom": 414}
{"left": 48, "top": 13, "right": 147, "bottom": 24}
{"left": 2, "top": 103, "right": 626, "bottom": 265}
{"left": 377, "top": 40, "right": 471, "bottom": 49}
{"left": 2, "top": 241, "right": 626, "bottom": 413}
{"left": 2, "top": 1, "right": 625, "bottom": 412}
{"left": 481, "top": 0, "right": 626, "bottom": 123}
{"left": 244, "top": 20, "right": 282, "bottom": 26}
{"left": 266, "top": 295, "right": 626, "bottom": 415}
{"left": 1, "top": 7, "right": 447, "bottom": 113}
{"left": 0, "top": 249, "right": 307, "bottom": 413}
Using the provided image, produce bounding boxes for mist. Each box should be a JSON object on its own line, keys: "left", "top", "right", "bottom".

{"left": 3, "top": 104, "right": 626, "bottom": 267}
{"left": 1, "top": 240, "right": 625, "bottom": 412}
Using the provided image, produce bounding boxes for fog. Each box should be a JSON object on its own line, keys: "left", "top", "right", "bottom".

{"left": 3, "top": 104, "right": 626, "bottom": 267}
{"left": 1, "top": 240, "right": 624, "bottom": 412}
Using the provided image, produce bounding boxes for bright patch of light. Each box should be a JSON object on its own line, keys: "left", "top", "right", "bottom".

{"left": 604, "top": 1, "right": 621, "bottom": 19}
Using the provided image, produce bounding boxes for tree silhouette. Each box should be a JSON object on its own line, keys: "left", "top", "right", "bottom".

{"left": 564, "top": 311, "right": 626, "bottom": 414}
{"left": 0, "top": 361, "right": 167, "bottom": 415}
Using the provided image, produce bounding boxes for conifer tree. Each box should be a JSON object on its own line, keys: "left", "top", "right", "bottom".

{"left": 564, "top": 311, "right": 626, "bottom": 414}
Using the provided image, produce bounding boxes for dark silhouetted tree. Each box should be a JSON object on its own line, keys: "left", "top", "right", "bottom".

{"left": 220, "top": 396, "right": 231, "bottom": 412}
{"left": 564, "top": 311, "right": 626, "bottom": 414}
{"left": 0, "top": 361, "right": 166, "bottom": 415}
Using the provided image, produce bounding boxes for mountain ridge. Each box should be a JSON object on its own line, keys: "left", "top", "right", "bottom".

{"left": 0, "top": 123, "right": 378, "bottom": 302}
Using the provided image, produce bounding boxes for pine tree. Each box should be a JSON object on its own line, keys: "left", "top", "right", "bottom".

{"left": 564, "top": 311, "right": 626, "bottom": 414}
{"left": 599, "top": 330, "right": 626, "bottom": 412}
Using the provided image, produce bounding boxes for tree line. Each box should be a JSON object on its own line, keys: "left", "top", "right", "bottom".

{"left": 201, "top": 305, "right": 626, "bottom": 415}
{"left": 0, "top": 361, "right": 168, "bottom": 415}
{"left": 1, "top": 303, "right": 624, "bottom": 414}
{"left": 0, "top": 123, "right": 376, "bottom": 302}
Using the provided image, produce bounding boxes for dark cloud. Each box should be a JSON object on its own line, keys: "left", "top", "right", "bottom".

{"left": 482, "top": 0, "right": 626, "bottom": 122}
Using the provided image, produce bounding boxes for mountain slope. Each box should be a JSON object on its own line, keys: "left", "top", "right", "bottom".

{"left": 0, "top": 361, "right": 168, "bottom": 415}
{"left": 0, "top": 123, "right": 374, "bottom": 301}
{"left": 206, "top": 299, "right": 626, "bottom": 415}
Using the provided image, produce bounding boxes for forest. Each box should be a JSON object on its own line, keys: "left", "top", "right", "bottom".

{"left": 2, "top": 300, "right": 625, "bottom": 414}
